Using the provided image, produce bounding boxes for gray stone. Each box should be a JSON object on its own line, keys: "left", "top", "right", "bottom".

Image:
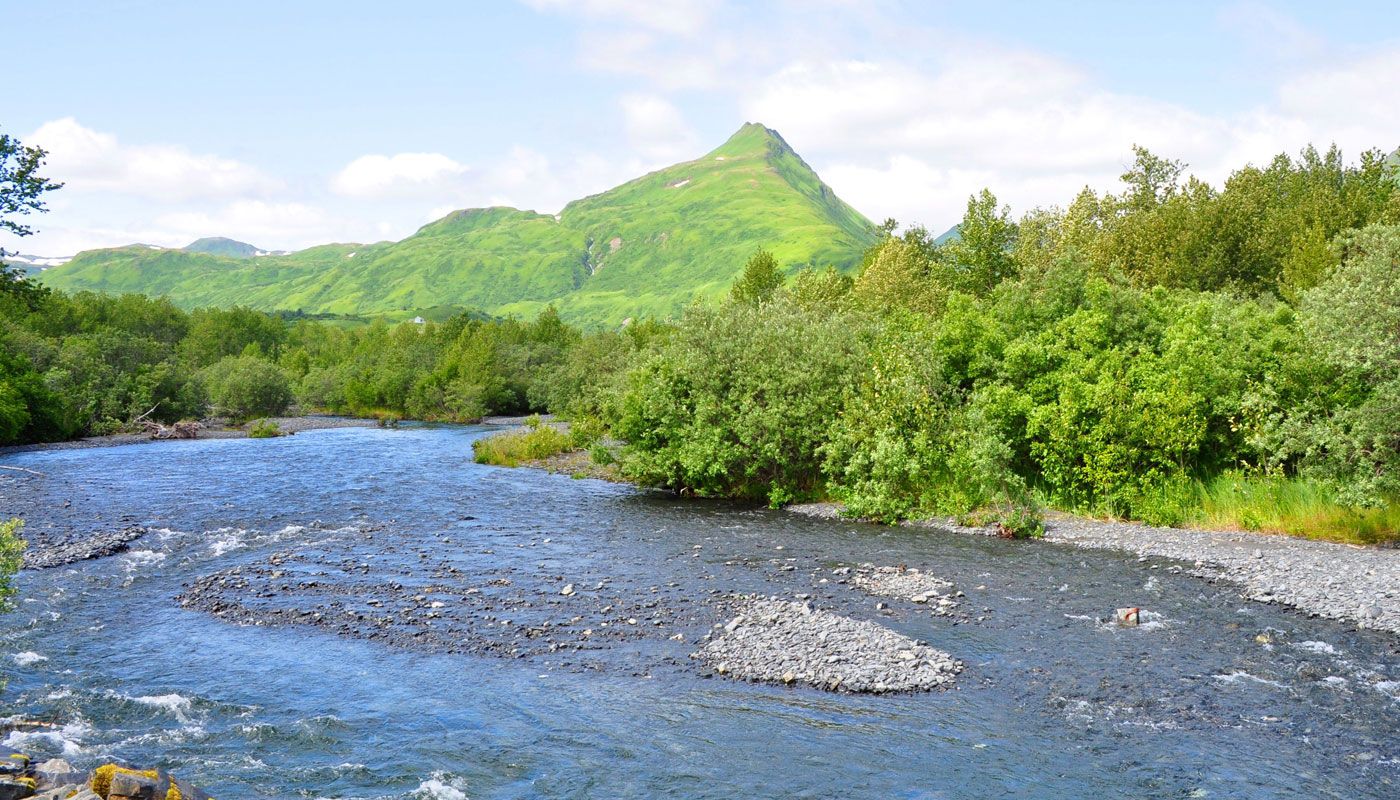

{"left": 108, "top": 772, "right": 156, "bottom": 800}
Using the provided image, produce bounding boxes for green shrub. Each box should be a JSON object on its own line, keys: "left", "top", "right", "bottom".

{"left": 568, "top": 415, "right": 606, "bottom": 449}
{"left": 0, "top": 519, "right": 26, "bottom": 612}
{"left": 473, "top": 424, "right": 571, "bottom": 467}
{"left": 201, "top": 355, "right": 293, "bottom": 421}
{"left": 589, "top": 444, "right": 617, "bottom": 466}
{"left": 616, "top": 299, "right": 868, "bottom": 505}
{"left": 248, "top": 419, "right": 282, "bottom": 438}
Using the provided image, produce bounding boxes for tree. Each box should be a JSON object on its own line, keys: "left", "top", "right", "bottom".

{"left": 1120, "top": 145, "right": 1185, "bottom": 210}
{"left": 946, "top": 189, "right": 1018, "bottom": 294}
{"left": 201, "top": 355, "right": 294, "bottom": 420}
{"left": 730, "top": 248, "right": 785, "bottom": 305}
{"left": 1, "top": 131, "right": 60, "bottom": 309}
{"left": 0, "top": 131, "right": 61, "bottom": 244}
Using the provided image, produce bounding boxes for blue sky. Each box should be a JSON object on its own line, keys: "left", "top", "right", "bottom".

{"left": 6, "top": 0, "right": 1399, "bottom": 255}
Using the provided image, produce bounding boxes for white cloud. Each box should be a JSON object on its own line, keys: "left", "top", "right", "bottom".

{"left": 740, "top": 39, "right": 1400, "bottom": 230}
{"left": 29, "top": 117, "right": 279, "bottom": 201}
{"left": 331, "top": 152, "right": 469, "bottom": 197}
{"left": 619, "top": 94, "right": 698, "bottom": 162}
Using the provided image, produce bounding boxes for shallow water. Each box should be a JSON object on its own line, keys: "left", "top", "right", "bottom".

{"left": 0, "top": 424, "right": 1397, "bottom": 799}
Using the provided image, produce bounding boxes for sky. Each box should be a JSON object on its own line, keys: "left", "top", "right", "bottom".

{"left": 5, "top": 0, "right": 1400, "bottom": 256}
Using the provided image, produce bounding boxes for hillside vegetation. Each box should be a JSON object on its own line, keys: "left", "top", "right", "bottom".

{"left": 40, "top": 124, "right": 877, "bottom": 326}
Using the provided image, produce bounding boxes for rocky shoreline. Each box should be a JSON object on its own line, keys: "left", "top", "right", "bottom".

{"left": 0, "top": 748, "right": 210, "bottom": 800}
{"left": 0, "top": 415, "right": 375, "bottom": 456}
{"left": 788, "top": 502, "right": 1400, "bottom": 636}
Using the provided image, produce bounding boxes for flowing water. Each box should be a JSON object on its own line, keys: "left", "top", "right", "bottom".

{"left": 0, "top": 424, "right": 1396, "bottom": 799}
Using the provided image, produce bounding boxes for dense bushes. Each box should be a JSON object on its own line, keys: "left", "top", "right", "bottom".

{"left": 201, "top": 355, "right": 293, "bottom": 420}
{"left": 603, "top": 146, "right": 1400, "bottom": 541}
{"left": 616, "top": 299, "right": 867, "bottom": 504}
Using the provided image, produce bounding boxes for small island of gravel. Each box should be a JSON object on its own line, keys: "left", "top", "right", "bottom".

{"left": 693, "top": 596, "right": 963, "bottom": 693}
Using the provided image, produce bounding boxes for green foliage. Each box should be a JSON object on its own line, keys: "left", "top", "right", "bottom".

{"left": 472, "top": 424, "right": 572, "bottom": 467}
{"left": 248, "top": 419, "right": 282, "bottom": 438}
{"left": 0, "top": 519, "right": 26, "bottom": 613}
{"left": 1294, "top": 224, "right": 1400, "bottom": 505}
{"left": 616, "top": 299, "right": 867, "bottom": 505}
{"left": 42, "top": 124, "right": 877, "bottom": 327}
{"left": 730, "top": 248, "right": 785, "bottom": 305}
{"left": 201, "top": 355, "right": 293, "bottom": 421}
{"left": 0, "top": 130, "right": 62, "bottom": 240}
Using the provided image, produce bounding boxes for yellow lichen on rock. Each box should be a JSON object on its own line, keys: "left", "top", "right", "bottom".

{"left": 91, "top": 764, "right": 159, "bottom": 798}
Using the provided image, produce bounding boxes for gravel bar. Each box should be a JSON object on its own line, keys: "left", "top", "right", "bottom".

{"left": 693, "top": 596, "right": 962, "bottom": 693}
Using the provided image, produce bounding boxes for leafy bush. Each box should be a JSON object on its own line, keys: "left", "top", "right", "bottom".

{"left": 248, "top": 419, "right": 282, "bottom": 438}
{"left": 201, "top": 355, "right": 293, "bottom": 421}
{"left": 0, "top": 519, "right": 26, "bottom": 612}
{"left": 616, "top": 299, "right": 868, "bottom": 505}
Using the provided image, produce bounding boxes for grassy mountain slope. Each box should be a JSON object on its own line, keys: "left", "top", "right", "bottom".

{"left": 184, "top": 236, "right": 261, "bottom": 258}
{"left": 43, "top": 123, "right": 877, "bottom": 325}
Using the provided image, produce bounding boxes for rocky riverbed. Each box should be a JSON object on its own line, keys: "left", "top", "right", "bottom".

{"left": 0, "top": 415, "right": 374, "bottom": 456}
{"left": 2, "top": 425, "right": 1398, "bottom": 799}
{"left": 788, "top": 503, "right": 1400, "bottom": 636}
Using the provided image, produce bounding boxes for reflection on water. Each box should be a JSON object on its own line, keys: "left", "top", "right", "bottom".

{"left": 0, "top": 425, "right": 1396, "bottom": 799}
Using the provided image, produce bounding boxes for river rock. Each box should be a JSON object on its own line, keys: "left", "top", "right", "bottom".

{"left": 852, "top": 566, "right": 960, "bottom": 616}
{"left": 22, "top": 526, "right": 147, "bottom": 570}
{"left": 109, "top": 770, "right": 157, "bottom": 800}
{"left": 35, "top": 758, "right": 83, "bottom": 789}
{"left": 694, "top": 596, "right": 962, "bottom": 693}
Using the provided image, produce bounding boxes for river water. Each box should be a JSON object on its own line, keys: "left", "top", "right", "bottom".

{"left": 0, "top": 424, "right": 1396, "bottom": 799}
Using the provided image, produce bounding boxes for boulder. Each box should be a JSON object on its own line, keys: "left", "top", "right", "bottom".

{"left": 107, "top": 771, "right": 156, "bottom": 800}
{"left": 34, "top": 760, "right": 82, "bottom": 790}
{"left": 0, "top": 779, "right": 34, "bottom": 800}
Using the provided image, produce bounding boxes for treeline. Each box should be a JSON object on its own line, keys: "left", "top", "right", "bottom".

{"left": 3, "top": 144, "right": 1398, "bottom": 541}
{"left": 607, "top": 145, "right": 1400, "bottom": 540}
{"left": 0, "top": 280, "right": 651, "bottom": 440}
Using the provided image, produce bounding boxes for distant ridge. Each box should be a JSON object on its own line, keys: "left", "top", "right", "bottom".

{"left": 183, "top": 237, "right": 272, "bottom": 258}
{"left": 42, "top": 123, "right": 879, "bottom": 326}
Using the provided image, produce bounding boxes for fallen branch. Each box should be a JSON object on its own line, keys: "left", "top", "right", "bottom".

{"left": 131, "top": 402, "right": 161, "bottom": 424}
{"left": 0, "top": 465, "right": 45, "bottom": 477}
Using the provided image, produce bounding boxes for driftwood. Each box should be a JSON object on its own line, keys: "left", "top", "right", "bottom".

{"left": 0, "top": 465, "right": 46, "bottom": 477}
{"left": 131, "top": 403, "right": 160, "bottom": 424}
{"left": 142, "top": 420, "right": 202, "bottom": 440}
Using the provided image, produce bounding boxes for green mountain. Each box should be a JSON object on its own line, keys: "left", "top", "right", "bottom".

{"left": 41, "top": 123, "right": 877, "bottom": 326}
{"left": 183, "top": 237, "right": 266, "bottom": 258}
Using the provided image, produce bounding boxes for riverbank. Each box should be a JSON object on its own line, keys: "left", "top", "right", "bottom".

{"left": 473, "top": 425, "right": 1399, "bottom": 637}
{"left": 0, "top": 416, "right": 375, "bottom": 456}
{"left": 786, "top": 503, "right": 1400, "bottom": 636}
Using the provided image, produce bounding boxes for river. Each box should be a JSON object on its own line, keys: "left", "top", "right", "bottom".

{"left": 0, "top": 424, "right": 1396, "bottom": 798}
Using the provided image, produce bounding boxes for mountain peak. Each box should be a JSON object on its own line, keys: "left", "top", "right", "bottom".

{"left": 705, "top": 122, "right": 793, "bottom": 160}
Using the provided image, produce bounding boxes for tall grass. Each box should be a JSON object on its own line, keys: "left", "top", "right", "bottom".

{"left": 472, "top": 423, "right": 571, "bottom": 467}
{"left": 1043, "top": 471, "right": 1399, "bottom": 545}
{"left": 1196, "top": 473, "right": 1400, "bottom": 545}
